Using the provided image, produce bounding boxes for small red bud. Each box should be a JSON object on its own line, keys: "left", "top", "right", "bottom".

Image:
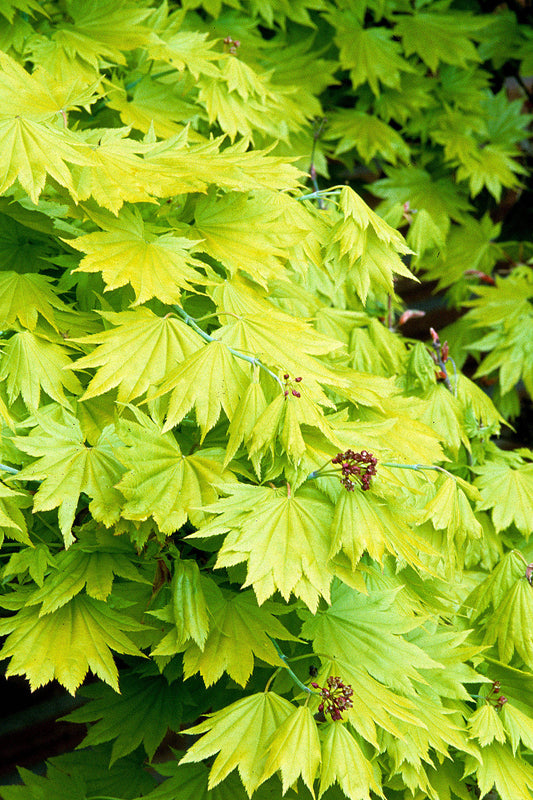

{"left": 441, "top": 341, "right": 449, "bottom": 362}
{"left": 398, "top": 309, "right": 426, "bottom": 326}
{"left": 283, "top": 373, "right": 289, "bottom": 380}
{"left": 294, "top": 376, "right": 302, "bottom": 382}
{"left": 429, "top": 327, "right": 439, "bottom": 345}
{"left": 292, "top": 390, "right": 301, "bottom": 397}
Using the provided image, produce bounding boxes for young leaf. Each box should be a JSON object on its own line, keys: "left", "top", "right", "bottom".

{"left": 182, "top": 583, "right": 297, "bottom": 687}
{"left": 190, "top": 484, "right": 335, "bottom": 610}
{"left": 149, "top": 560, "right": 209, "bottom": 654}
{"left": 180, "top": 692, "right": 295, "bottom": 794}
{"left": 475, "top": 459, "right": 533, "bottom": 535}
{"left": 12, "top": 413, "right": 124, "bottom": 547}
{"left": 465, "top": 742, "right": 533, "bottom": 800}
{"left": 468, "top": 703, "right": 507, "bottom": 747}
{"left": 69, "top": 307, "right": 204, "bottom": 403}
{"left": 0, "top": 594, "right": 146, "bottom": 693}
{"left": 259, "top": 705, "right": 321, "bottom": 795}
{"left": 318, "top": 723, "right": 382, "bottom": 800}
{"left": 63, "top": 670, "right": 187, "bottom": 764}
{"left": 68, "top": 207, "right": 209, "bottom": 305}
{"left": 151, "top": 340, "right": 249, "bottom": 438}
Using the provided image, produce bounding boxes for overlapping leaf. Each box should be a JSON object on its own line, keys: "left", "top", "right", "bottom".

{"left": 182, "top": 583, "right": 297, "bottom": 687}
{"left": 190, "top": 484, "right": 335, "bottom": 610}
{"left": 0, "top": 594, "right": 146, "bottom": 693}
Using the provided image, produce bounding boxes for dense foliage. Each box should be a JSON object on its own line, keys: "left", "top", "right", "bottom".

{"left": 0, "top": 0, "right": 533, "bottom": 798}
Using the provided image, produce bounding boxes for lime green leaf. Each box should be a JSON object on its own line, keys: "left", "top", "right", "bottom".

{"left": 69, "top": 308, "right": 204, "bottom": 403}
{"left": 475, "top": 460, "right": 533, "bottom": 534}
{"left": 191, "top": 484, "right": 335, "bottom": 610}
{"left": 395, "top": 13, "right": 483, "bottom": 71}
{"left": 329, "top": 488, "right": 438, "bottom": 574}
{"left": 325, "top": 110, "right": 410, "bottom": 164}
{"left": 142, "top": 762, "right": 287, "bottom": 800}
{"left": 421, "top": 476, "right": 482, "bottom": 551}
{"left": 326, "top": 186, "right": 413, "bottom": 303}
{"left": 63, "top": 670, "right": 187, "bottom": 763}
{"left": 0, "top": 483, "right": 30, "bottom": 545}
{"left": 68, "top": 207, "right": 208, "bottom": 305}
{"left": 501, "top": 701, "right": 533, "bottom": 753}
{"left": 0, "top": 117, "right": 90, "bottom": 202}
{"left": 117, "top": 410, "right": 235, "bottom": 532}
{"left": 191, "top": 191, "right": 299, "bottom": 283}
{"left": 0, "top": 330, "right": 83, "bottom": 409}
{"left": 28, "top": 528, "right": 147, "bottom": 614}
{"left": 51, "top": 0, "right": 151, "bottom": 68}
{"left": 318, "top": 723, "right": 383, "bottom": 800}
{"left": 149, "top": 340, "right": 248, "bottom": 438}
{"left": 3, "top": 542, "right": 52, "bottom": 586}
{"left": 13, "top": 413, "right": 124, "bottom": 547}
{"left": 260, "top": 705, "right": 320, "bottom": 794}
{"left": 182, "top": 583, "right": 296, "bottom": 687}
{"left": 180, "top": 692, "right": 295, "bottom": 794}
{"left": 485, "top": 579, "right": 533, "bottom": 669}
{"left": 224, "top": 378, "right": 268, "bottom": 466}
{"left": 301, "top": 582, "right": 441, "bottom": 694}
{"left": 329, "top": 11, "right": 414, "bottom": 94}
{"left": 149, "top": 561, "right": 209, "bottom": 654}
{"left": 0, "top": 594, "right": 146, "bottom": 693}
{"left": 468, "top": 703, "right": 507, "bottom": 746}
{"left": 0, "top": 271, "right": 68, "bottom": 331}
{"left": 465, "top": 742, "right": 533, "bottom": 800}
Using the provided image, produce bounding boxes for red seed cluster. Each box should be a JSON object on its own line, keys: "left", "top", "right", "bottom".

{"left": 283, "top": 373, "right": 302, "bottom": 399}
{"left": 311, "top": 676, "right": 354, "bottom": 721}
{"left": 488, "top": 681, "right": 507, "bottom": 710}
{"left": 331, "top": 449, "right": 377, "bottom": 491}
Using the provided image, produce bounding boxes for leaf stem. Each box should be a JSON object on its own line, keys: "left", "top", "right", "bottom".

{"left": 173, "top": 305, "right": 283, "bottom": 387}
{"left": 0, "top": 463, "right": 19, "bottom": 475}
{"left": 266, "top": 635, "right": 320, "bottom": 696}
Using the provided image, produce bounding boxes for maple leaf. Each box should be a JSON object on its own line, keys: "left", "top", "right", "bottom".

{"left": 148, "top": 560, "right": 209, "bottom": 654}
{"left": 0, "top": 594, "right": 146, "bottom": 693}
{"left": 326, "top": 110, "right": 410, "bottom": 165}
{"left": 3, "top": 542, "right": 53, "bottom": 587}
{"left": 52, "top": 0, "right": 152, "bottom": 68}
{"left": 329, "top": 10, "right": 414, "bottom": 94}
{"left": 484, "top": 579, "right": 533, "bottom": 669}
{"left": 180, "top": 692, "right": 295, "bottom": 794}
{"left": 465, "top": 742, "right": 533, "bottom": 800}
{"left": 318, "top": 722, "right": 383, "bottom": 800}
{"left": 150, "top": 340, "right": 250, "bottom": 438}
{"left": 0, "top": 483, "right": 31, "bottom": 546}
{"left": 259, "top": 705, "right": 321, "bottom": 795}
{"left": 394, "top": 12, "right": 484, "bottom": 71}
{"left": 182, "top": 583, "right": 297, "bottom": 687}
{"left": 329, "top": 487, "right": 438, "bottom": 574}
{"left": 0, "top": 271, "right": 69, "bottom": 331}
{"left": 28, "top": 527, "right": 148, "bottom": 614}
{"left": 12, "top": 410, "right": 125, "bottom": 547}
{"left": 468, "top": 703, "right": 506, "bottom": 747}
{"left": 0, "top": 117, "right": 91, "bottom": 202}
{"left": 191, "top": 484, "right": 335, "bottom": 610}
{"left": 300, "top": 582, "right": 441, "bottom": 694}
{"left": 68, "top": 207, "right": 208, "bottom": 305}
{"left": 68, "top": 307, "right": 204, "bottom": 403}
{"left": 474, "top": 459, "right": 533, "bottom": 534}
{"left": 117, "top": 411, "right": 235, "bottom": 532}
{"left": 63, "top": 670, "right": 187, "bottom": 763}
{"left": 0, "top": 330, "right": 83, "bottom": 409}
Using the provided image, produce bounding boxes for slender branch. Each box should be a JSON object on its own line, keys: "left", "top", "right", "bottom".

{"left": 266, "top": 635, "right": 320, "bottom": 696}
{"left": 173, "top": 305, "right": 283, "bottom": 387}
{"left": 0, "top": 463, "right": 19, "bottom": 475}
{"left": 297, "top": 189, "right": 341, "bottom": 202}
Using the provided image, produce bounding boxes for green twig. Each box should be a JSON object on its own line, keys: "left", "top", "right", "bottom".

{"left": 173, "top": 305, "right": 283, "bottom": 387}
{"left": 266, "top": 635, "right": 320, "bottom": 696}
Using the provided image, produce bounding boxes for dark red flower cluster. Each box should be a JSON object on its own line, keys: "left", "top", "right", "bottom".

{"left": 488, "top": 681, "right": 507, "bottom": 710}
{"left": 283, "top": 373, "right": 302, "bottom": 398}
{"left": 311, "top": 676, "right": 354, "bottom": 721}
{"left": 331, "top": 449, "right": 377, "bottom": 491}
